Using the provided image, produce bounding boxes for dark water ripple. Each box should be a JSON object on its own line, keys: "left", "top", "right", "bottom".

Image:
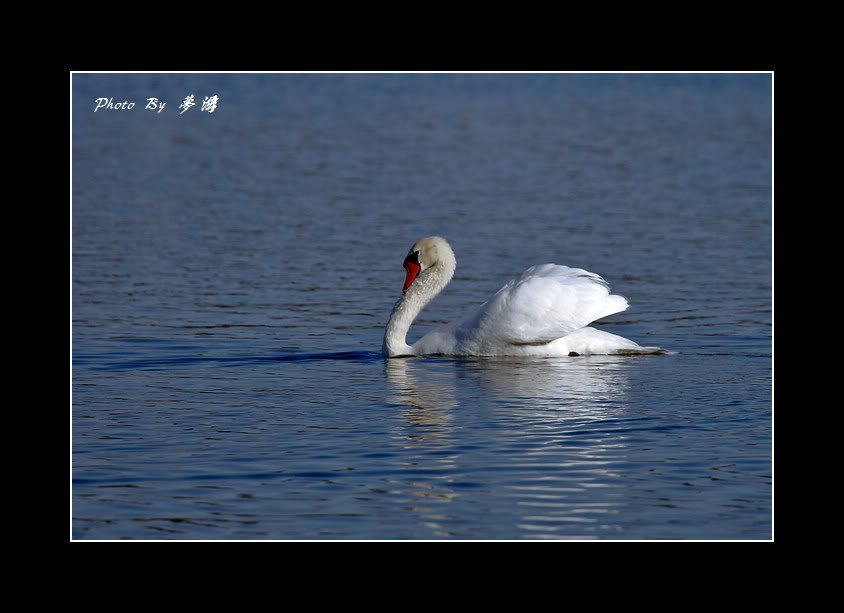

{"left": 72, "top": 74, "right": 771, "bottom": 539}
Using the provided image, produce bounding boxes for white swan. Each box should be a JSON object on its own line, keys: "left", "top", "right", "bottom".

{"left": 383, "top": 236, "right": 665, "bottom": 358}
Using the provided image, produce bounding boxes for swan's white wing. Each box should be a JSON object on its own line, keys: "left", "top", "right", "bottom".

{"left": 455, "top": 264, "right": 629, "bottom": 347}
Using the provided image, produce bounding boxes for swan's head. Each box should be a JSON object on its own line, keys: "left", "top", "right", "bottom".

{"left": 402, "top": 236, "right": 455, "bottom": 294}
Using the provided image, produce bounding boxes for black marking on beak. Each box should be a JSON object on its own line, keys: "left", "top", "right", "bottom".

{"left": 403, "top": 250, "right": 420, "bottom": 269}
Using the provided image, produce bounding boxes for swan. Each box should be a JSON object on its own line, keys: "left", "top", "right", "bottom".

{"left": 383, "top": 236, "right": 665, "bottom": 358}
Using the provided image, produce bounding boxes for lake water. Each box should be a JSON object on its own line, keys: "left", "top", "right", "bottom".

{"left": 71, "top": 73, "right": 772, "bottom": 540}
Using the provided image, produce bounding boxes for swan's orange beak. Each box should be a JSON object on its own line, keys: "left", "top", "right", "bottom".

{"left": 403, "top": 261, "right": 420, "bottom": 293}
{"left": 403, "top": 252, "right": 421, "bottom": 294}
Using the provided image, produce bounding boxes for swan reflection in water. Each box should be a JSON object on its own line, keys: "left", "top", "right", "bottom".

{"left": 384, "top": 358, "right": 459, "bottom": 529}
{"left": 385, "top": 355, "right": 636, "bottom": 538}
{"left": 387, "top": 355, "right": 632, "bottom": 419}
{"left": 386, "top": 358, "right": 457, "bottom": 435}
{"left": 460, "top": 355, "right": 632, "bottom": 419}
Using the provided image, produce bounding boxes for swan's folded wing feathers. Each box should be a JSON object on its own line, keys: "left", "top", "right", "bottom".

{"left": 459, "top": 264, "right": 629, "bottom": 346}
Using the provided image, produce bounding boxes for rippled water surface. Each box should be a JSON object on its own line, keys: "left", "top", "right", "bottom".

{"left": 72, "top": 74, "right": 772, "bottom": 539}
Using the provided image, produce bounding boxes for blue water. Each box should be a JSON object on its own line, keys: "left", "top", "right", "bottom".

{"left": 72, "top": 73, "right": 772, "bottom": 539}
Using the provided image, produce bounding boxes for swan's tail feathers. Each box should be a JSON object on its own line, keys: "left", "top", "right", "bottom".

{"left": 614, "top": 346, "right": 670, "bottom": 355}
{"left": 603, "top": 294, "right": 629, "bottom": 319}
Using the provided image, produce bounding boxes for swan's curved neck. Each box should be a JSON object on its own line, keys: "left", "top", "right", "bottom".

{"left": 383, "top": 253, "right": 456, "bottom": 357}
